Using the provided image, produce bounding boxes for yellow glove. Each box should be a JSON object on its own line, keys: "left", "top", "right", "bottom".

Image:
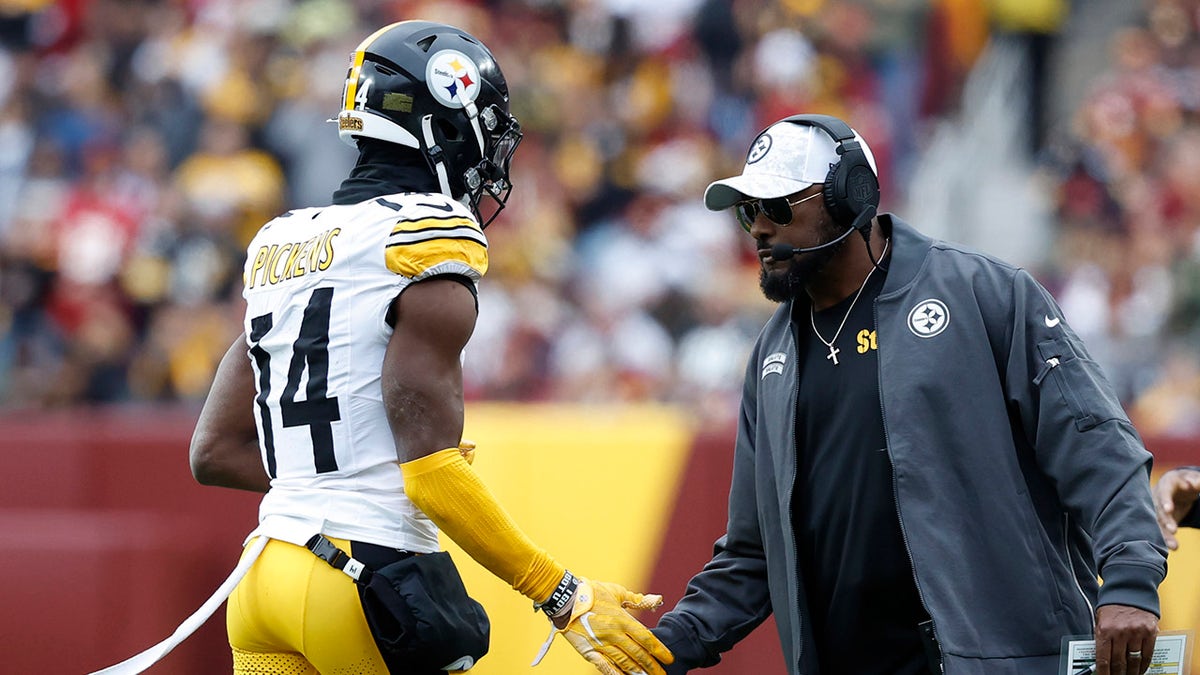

{"left": 532, "top": 577, "right": 674, "bottom": 675}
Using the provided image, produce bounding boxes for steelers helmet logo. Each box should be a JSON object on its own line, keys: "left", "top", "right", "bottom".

{"left": 747, "top": 133, "right": 772, "bottom": 164}
{"left": 426, "top": 49, "right": 481, "bottom": 109}
{"left": 907, "top": 299, "right": 950, "bottom": 338}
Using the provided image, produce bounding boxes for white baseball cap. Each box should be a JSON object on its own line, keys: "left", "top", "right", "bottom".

{"left": 704, "top": 120, "right": 878, "bottom": 211}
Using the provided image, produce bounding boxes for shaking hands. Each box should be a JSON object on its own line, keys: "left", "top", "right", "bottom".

{"left": 533, "top": 577, "right": 674, "bottom": 675}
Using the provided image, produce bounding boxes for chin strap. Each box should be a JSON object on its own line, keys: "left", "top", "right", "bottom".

{"left": 463, "top": 99, "right": 485, "bottom": 159}
{"left": 422, "top": 114, "right": 452, "bottom": 198}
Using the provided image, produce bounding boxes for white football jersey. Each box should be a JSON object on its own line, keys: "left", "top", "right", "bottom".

{"left": 241, "top": 191, "right": 486, "bottom": 552}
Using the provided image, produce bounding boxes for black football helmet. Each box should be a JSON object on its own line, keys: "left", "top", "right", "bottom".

{"left": 337, "top": 21, "right": 522, "bottom": 227}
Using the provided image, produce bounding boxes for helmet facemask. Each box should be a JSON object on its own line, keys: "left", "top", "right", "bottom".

{"left": 464, "top": 104, "right": 522, "bottom": 228}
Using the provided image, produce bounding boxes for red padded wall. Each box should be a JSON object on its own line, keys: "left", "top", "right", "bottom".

{"left": 0, "top": 408, "right": 259, "bottom": 674}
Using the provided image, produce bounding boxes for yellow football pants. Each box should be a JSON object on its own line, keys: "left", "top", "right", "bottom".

{"left": 227, "top": 536, "right": 388, "bottom": 674}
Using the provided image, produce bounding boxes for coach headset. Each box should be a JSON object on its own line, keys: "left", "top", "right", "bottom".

{"left": 780, "top": 113, "right": 881, "bottom": 242}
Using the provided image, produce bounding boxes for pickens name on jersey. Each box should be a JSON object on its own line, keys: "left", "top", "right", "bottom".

{"left": 245, "top": 227, "right": 342, "bottom": 289}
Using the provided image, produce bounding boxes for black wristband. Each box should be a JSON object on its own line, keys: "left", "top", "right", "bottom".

{"left": 535, "top": 570, "right": 580, "bottom": 618}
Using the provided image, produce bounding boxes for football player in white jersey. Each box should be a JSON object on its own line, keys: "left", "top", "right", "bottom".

{"left": 190, "top": 20, "right": 673, "bottom": 675}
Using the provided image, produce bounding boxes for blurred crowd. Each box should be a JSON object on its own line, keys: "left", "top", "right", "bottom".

{"left": 1038, "top": 0, "right": 1200, "bottom": 438}
{"left": 2, "top": 0, "right": 1197, "bottom": 436}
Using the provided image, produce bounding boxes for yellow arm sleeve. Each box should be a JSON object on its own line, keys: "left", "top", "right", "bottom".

{"left": 400, "top": 448, "right": 566, "bottom": 603}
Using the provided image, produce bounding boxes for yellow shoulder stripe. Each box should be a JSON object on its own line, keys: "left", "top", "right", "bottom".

{"left": 386, "top": 238, "right": 489, "bottom": 278}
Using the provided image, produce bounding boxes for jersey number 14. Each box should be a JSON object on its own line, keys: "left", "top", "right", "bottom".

{"left": 248, "top": 287, "right": 342, "bottom": 477}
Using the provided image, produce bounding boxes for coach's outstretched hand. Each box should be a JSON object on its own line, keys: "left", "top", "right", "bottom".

{"left": 533, "top": 578, "right": 674, "bottom": 675}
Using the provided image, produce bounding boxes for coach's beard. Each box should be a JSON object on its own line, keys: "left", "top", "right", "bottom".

{"left": 759, "top": 240, "right": 845, "bottom": 303}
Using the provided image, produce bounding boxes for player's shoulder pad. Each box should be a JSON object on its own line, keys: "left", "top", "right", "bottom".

{"left": 257, "top": 206, "right": 320, "bottom": 230}
{"left": 246, "top": 208, "right": 323, "bottom": 251}
{"left": 379, "top": 193, "right": 488, "bottom": 280}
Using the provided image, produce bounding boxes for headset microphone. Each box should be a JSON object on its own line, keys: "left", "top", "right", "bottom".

{"left": 769, "top": 205, "right": 877, "bottom": 261}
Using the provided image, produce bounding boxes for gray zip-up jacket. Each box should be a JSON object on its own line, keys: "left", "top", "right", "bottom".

{"left": 654, "top": 215, "right": 1167, "bottom": 675}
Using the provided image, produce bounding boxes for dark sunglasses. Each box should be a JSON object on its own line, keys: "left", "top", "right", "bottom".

{"left": 734, "top": 192, "right": 823, "bottom": 231}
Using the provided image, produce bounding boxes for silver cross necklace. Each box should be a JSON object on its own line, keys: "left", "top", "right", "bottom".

{"left": 809, "top": 238, "right": 889, "bottom": 365}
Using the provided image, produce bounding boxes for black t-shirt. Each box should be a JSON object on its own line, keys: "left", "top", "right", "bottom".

{"left": 791, "top": 268, "right": 932, "bottom": 675}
